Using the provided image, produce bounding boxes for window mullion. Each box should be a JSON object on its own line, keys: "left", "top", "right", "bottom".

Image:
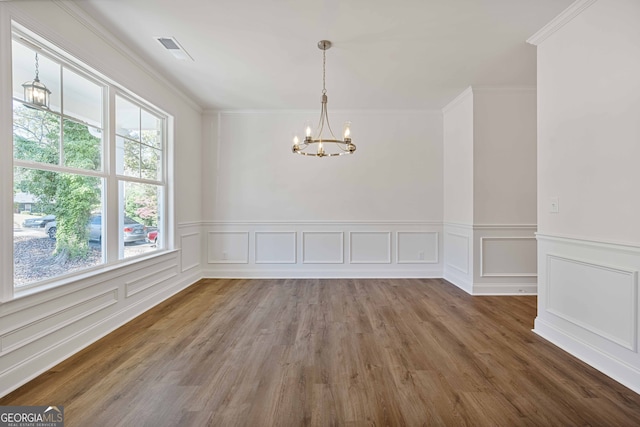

{"left": 58, "top": 64, "right": 64, "bottom": 167}
{"left": 105, "top": 85, "right": 119, "bottom": 263}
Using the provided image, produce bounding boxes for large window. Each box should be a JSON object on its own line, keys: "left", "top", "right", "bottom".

{"left": 12, "top": 30, "right": 168, "bottom": 288}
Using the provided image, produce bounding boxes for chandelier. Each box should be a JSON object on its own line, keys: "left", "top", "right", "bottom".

{"left": 22, "top": 52, "right": 51, "bottom": 109}
{"left": 292, "top": 40, "right": 355, "bottom": 157}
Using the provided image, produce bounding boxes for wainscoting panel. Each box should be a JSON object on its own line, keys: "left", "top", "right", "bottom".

{"left": 443, "top": 224, "right": 473, "bottom": 294}
{"left": 303, "top": 232, "right": 344, "bottom": 264}
{"left": 1, "top": 247, "right": 201, "bottom": 398}
{"left": 446, "top": 233, "right": 469, "bottom": 274}
{"left": 397, "top": 232, "right": 438, "bottom": 264}
{"left": 535, "top": 233, "right": 640, "bottom": 394}
{"left": 125, "top": 262, "right": 178, "bottom": 298}
{"left": 202, "top": 222, "right": 443, "bottom": 278}
{"left": 472, "top": 226, "right": 537, "bottom": 295}
{"left": 480, "top": 237, "right": 537, "bottom": 277}
{"left": 180, "top": 232, "right": 201, "bottom": 273}
{"left": 547, "top": 254, "right": 637, "bottom": 351}
{"left": 207, "top": 231, "right": 249, "bottom": 264}
{"left": 350, "top": 232, "right": 391, "bottom": 264}
{"left": 255, "top": 232, "right": 297, "bottom": 264}
{"left": 1, "top": 288, "right": 117, "bottom": 355}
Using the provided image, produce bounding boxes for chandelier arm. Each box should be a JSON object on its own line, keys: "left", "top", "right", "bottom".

{"left": 323, "top": 102, "right": 339, "bottom": 141}
{"left": 316, "top": 100, "right": 325, "bottom": 139}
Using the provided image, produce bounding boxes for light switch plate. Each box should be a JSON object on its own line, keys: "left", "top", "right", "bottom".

{"left": 550, "top": 197, "right": 559, "bottom": 213}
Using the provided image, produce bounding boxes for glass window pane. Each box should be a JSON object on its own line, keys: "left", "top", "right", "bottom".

{"left": 13, "top": 101, "right": 60, "bottom": 165}
{"left": 63, "top": 67, "right": 103, "bottom": 128}
{"left": 63, "top": 119, "right": 102, "bottom": 171}
{"left": 141, "top": 110, "right": 162, "bottom": 148}
{"left": 12, "top": 41, "right": 61, "bottom": 113}
{"left": 141, "top": 146, "right": 161, "bottom": 181}
{"left": 120, "top": 181, "right": 162, "bottom": 259}
{"left": 14, "top": 167, "right": 104, "bottom": 287}
{"left": 116, "top": 96, "right": 140, "bottom": 140}
{"left": 116, "top": 136, "right": 140, "bottom": 177}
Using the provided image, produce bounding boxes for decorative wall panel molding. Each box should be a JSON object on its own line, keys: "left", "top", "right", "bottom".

{"left": 397, "top": 232, "right": 439, "bottom": 264}
{"left": 349, "top": 232, "right": 391, "bottom": 264}
{"left": 125, "top": 264, "right": 178, "bottom": 298}
{"left": 204, "top": 222, "right": 443, "bottom": 278}
{"left": 546, "top": 254, "right": 637, "bottom": 351}
{"left": 255, "top": 232, "right": 297, "bottom": 264}
{"left": 1, "top": 250, "right": 200, "bottom": 398}
{"left": 180, "top": 232, "right": 201, "bottom": 272}
{"left": 536, "top": 233, "right": 640, "bottom": 395}
{"left": 1, "top": 288, "right": 117, "bottom": 355}
{"left": 480, "top": 237, "right": 537, "bottom": 277}
{"left": 445, "top": 232, "right": 469, "bottom": 274}
{"left": 303, "top": 232, "right": 344, "bottom": 264}
{"left": 207, "top": 231, "right": 249, "bottom": 264}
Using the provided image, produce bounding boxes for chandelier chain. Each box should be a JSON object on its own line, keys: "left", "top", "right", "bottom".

{"left": 322, "top": 48, "right": 326, "bottom": 94}
{"left": 35, "top": 53, "right": 40, "bottom": 80}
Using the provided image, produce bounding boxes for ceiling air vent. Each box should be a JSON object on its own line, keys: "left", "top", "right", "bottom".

{"left": 154, "top": 36, "right": 194, "bottom": 61}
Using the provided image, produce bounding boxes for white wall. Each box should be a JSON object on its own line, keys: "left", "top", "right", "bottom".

{"left": 0, "top": 1, "right": 203, "bottom": 397}
{"left": 537, "top": 0, "right": 640, "bottom": 244}
{"left": 202, "top": 110, "right": 445, "bottom": 278}
{"left": 531, "top": 0, "right": 640, "bottom": 394}
{"left": 442, "top": 87, "right": 538, "bottom": 295}
{"left": 209, "top": 111, "right": 442, "bottom": 222}
{"left": 443, "top": 88, "right": 474, "bottom": 226}
{"left": 473, "top": 88, "right": 537, "bottom": 226}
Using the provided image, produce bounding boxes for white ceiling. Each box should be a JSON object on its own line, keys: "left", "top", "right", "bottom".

{"left": 74, "top": 0, "right": 573, "bottom": 111}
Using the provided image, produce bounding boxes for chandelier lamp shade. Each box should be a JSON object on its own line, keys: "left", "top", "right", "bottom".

{"left": 22, "top": 52, "right": 51, "bottom": 109}
{"left": 292, "top": 40, "right": 355, "bottom": 157}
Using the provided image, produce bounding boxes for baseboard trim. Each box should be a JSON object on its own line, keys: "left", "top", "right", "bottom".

{"left": 442, "top": 271, "right": 473, "bottom": 295}
{"left": 0, "top": 270, "right": 201, "bottom": 398}
{"left": 472, "top": 282, "right": 537, "bottom": 296}
{"left": 534, "top": 317, "right": 640, "bottom": 395}
{"left": 203, "top": 269, "right": 443, "bottom": 279}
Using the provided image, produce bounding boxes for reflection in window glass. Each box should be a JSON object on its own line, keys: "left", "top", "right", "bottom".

{"left": 11, "top": 40, "right": 62, "bottom": 112}
{"left": 116, "top": 136, "right": 141, "bottom": 177}
{"left": 63, "top": 67, "right": 103, "bottom": 128}
{"left": 116, "top": 96, "right": 139, "bottom": 140}
{"left": 120, "top": 181, "right": 162, "bottom": 259}
{"left": 116, "top": 96, "right": 163, "bottom": 182}
{"left": 141, "top": 145, "right": 161, "bottom": 181}
{"left": 13, "top": 102, "right": 60, "bottom": 165}
{"left": 13, "top": 167, "right": 104, "bottom": 287}
{"left": 63, "top": 119, "right": 102, "bottom": 171}
{"left": 141, "top": 110, "right": 161, "bottom": 148}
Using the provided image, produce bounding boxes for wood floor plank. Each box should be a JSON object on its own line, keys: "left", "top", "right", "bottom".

{"left": 2, "top": 278, "right": 640, "bottom": 426}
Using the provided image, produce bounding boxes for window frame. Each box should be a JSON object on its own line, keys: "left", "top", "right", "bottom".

{"left": 8, "top": 25, "right": 171, "bottom": 295}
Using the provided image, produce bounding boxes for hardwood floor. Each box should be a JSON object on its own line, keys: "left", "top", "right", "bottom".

{"left": 2, "top": 278, "right": 640, "bottom": 426}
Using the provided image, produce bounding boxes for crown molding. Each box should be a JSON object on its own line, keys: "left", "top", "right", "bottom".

{"left": 442, "top": 86, "right": 473, "bottom": 114}
{"left": 51, "top": 0, "right": 203, "bottom": 113}
{"left": 471, "top": 86, "right": 536, "bottom": 93}
{"left": 205, "top": 108, "right": 443, "bottom": 115}
{"left": 527, "top": 0, "right": 598, "bottom": 46}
